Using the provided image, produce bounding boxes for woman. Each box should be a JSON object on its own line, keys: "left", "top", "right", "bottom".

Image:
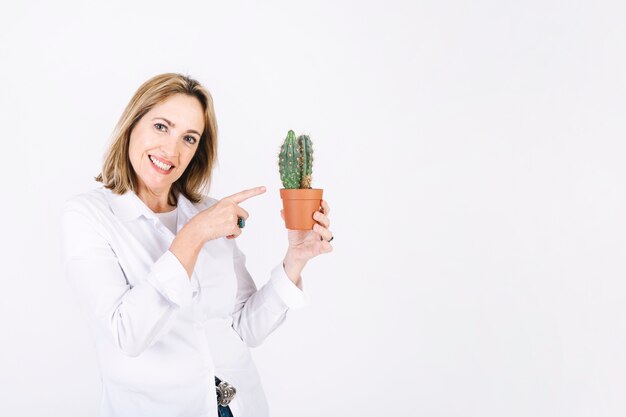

{"left": 60, "top": 73, "right": 333, "bottom": 417}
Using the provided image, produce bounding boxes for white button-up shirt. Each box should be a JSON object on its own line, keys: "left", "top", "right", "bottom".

{"left": 60, "top": 186, "right": 308, "bottom": 417}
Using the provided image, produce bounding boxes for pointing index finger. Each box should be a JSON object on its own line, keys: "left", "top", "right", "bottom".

{"left": 226, "top": 186, "right": 267, "bottom": 204}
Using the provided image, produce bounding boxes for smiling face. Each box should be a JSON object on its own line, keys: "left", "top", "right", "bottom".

{"left": 128, "top": 93, "right": 205, "bottom": 206}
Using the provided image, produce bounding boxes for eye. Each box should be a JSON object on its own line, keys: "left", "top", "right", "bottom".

{"left": 154, "top": 123, "right": 167, "bottom": 132}
{"left": 184, "top": 136, "right": 197, "bottom": 145}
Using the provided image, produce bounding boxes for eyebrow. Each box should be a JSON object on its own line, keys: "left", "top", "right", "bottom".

{"left": 153, "top": 117, "right": 202, "bottom": 137}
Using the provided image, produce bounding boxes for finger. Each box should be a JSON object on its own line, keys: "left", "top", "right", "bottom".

{"left": 236, "top": 206, "right": 250, "bottom": 221}
{"left": 227, "top": 223, "right": 244, "bottom": 239}
{"left": 313, "top": 211, "right": 330, "bottom": 228}
{"left": 320, "top": 199, "right": 330, "bottom": 216}
{"left": 225, "top": 186, "right": 267, "bottom": 204}
{"left": 231, "top": 227, "right": 242, "bottom": 238}
{"left": 313, "top": 224, "right": 332, "bottom": 241}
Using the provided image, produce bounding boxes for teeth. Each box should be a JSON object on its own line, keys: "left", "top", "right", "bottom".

{"left": 150, "top": 156, "right": 172, "bottom": 171}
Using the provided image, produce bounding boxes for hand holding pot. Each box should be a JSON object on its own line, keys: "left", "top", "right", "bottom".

{"left": 280, "top": 199, "right": 333, "bottom": 265}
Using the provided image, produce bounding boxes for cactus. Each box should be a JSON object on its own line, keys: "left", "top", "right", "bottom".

{"left": 279, "top": 130, "right": 314, "bottom": 189}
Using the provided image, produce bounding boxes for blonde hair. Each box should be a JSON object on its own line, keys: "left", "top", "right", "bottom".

{"left": 95, "top": 73, "right": 218, "bottom": 205}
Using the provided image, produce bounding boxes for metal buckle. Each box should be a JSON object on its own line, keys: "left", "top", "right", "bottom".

{"left": 216, "top": 379, "right": 236, "bottom": 406}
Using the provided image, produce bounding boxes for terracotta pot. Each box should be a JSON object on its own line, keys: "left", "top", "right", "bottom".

{"left": 280, "top": 188, "right": 324, "bottom": 230}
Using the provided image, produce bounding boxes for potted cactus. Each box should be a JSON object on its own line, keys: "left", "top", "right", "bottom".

{"left": 278, "top": 130, "right": 323, "bottom": 230}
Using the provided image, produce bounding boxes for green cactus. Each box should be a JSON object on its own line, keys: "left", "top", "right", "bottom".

{"left": 279, "top": 130, "right": 314, "bottom": 189}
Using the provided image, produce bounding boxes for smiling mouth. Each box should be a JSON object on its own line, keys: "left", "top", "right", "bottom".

{"left": 148, "top": 155, "right": 175, "bottom": 171}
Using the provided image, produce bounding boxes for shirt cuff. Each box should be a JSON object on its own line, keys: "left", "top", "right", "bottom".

{"left": 145, "top": 250, "right": 198, "bottom": 308}
{"left": 268, "top": 262, "right": 310, "bottom": 309}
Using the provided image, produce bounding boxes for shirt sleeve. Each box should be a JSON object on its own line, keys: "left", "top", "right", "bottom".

{"left": 61, "top": 202, "right": 196, "bottom": 357}
{"left": 230, "top": 241, "right": 309, "bottom": 347}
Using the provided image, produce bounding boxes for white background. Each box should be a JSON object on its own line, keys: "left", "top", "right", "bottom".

{"left": 1, "top": 0, "right": 625, "bottom": 416}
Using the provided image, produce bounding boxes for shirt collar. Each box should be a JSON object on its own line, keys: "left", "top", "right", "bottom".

{"left": 103, "top": 187, "right": 200, "bottom": 222}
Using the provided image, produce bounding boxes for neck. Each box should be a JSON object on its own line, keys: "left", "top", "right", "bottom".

{"left": 137, "top": 185, "right": 176, "bottom": 213}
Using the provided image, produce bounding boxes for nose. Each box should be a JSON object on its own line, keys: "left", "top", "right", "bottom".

{"left": 160, "top": 135, "right": 178, "bottom": 160}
